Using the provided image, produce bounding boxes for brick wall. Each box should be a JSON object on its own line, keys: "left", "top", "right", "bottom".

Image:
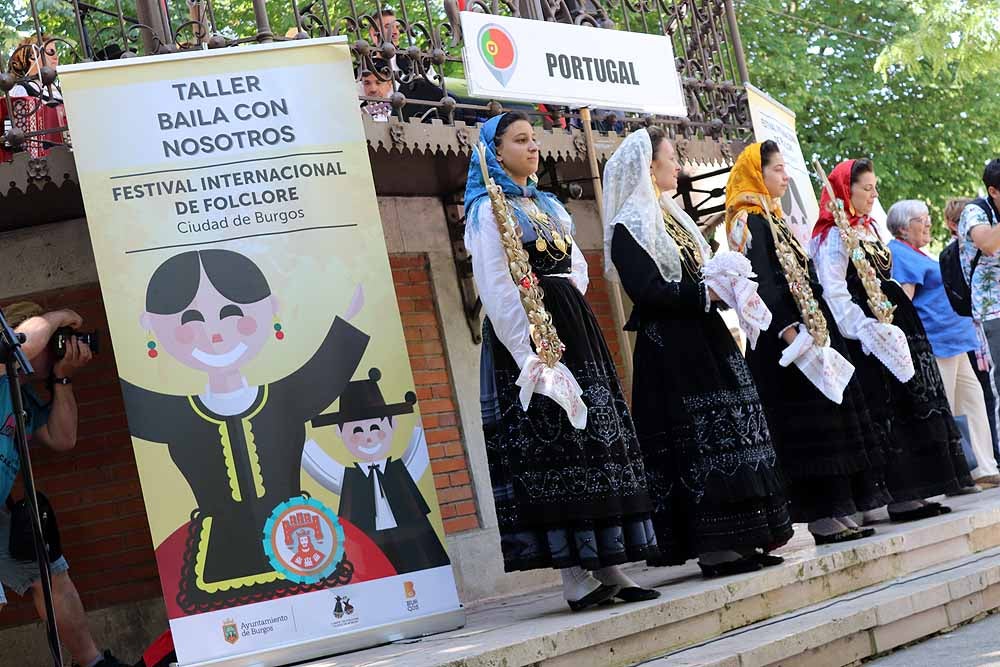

{"left": 390, "top": 255, "right": 478, "bottom": 534}
{"left": 582, "top": 250, "right": 629, "bottom": 387}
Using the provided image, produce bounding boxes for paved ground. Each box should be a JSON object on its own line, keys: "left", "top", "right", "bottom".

{"left": 869, "top": 611, "right": 1000, "bottom": 666}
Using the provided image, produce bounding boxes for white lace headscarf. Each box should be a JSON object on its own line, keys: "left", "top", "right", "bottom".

{"left": 602, "top": 129, "right": 712, "bottom": 282}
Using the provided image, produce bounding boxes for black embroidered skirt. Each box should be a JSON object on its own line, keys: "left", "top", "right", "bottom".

{"left": 629, "top": 304, "right": 793, "bottom": 565}
{"left": 480, "top": 275, "right": 658, "bottom": 572}
{"left": 843, "top": 279, "right": 972, "bottom": 501}
{"left": 747, "top": 298, "right": 892, "bottom": 523}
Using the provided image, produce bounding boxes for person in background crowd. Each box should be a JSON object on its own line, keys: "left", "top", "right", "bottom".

{"left": 358, "top": 56, "right": 448, "bottom": 124}
{"left": 603, "top": 128, "right": 792, "bottom": 577}
{"left": 887, "top": 200, "right": 1000, "bottom": 490}
{"left": 368, "top": 9, "right": 411, "bottom": 75}
{"left": 945, "top": 197, "right": 1000, "bottom": 464}
{"left": 726, "top": 141, "right": 890, "bottom": 545}
{"left": 810, "top": 159, "right": 972, "bottom": 522}
{"left": 358, "top": 59, "right": 394, "bottom": 122}
{"left": 8, "top": 35, "right": 63, "bottom": 103}
{"left": 958, "top": 160, "right": 1000, "bottom": 462}
{"left": 464, "top": 112, "right": 660, "bottom": 611}
{"left": 0, "top": 302, "right": 123, "bottom": 667}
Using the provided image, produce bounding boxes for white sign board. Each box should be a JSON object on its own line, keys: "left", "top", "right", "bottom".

{"left": 460, "top": 12, "right": 687, "bottom": 117}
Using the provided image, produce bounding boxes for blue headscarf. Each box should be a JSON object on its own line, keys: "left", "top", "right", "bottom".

{"left": 463, "top": 113, "right": 571, "bottom": 242}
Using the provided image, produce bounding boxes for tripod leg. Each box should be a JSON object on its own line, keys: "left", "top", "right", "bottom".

{"left": 6, "top": 367, "right": 64, "bottom": 667}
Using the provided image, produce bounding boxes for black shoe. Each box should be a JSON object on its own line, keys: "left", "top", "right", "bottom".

{"left": 755, "top": 552, "right": 785, "bottom": 567}
{"left": 567, "top": 583, "right": 618, "bottom": 612}
{"left": 813, "top": 528, "right": 869, "bottom": 545}
{"left": 888, "top": 504, "right": 941, "bottom": 522}
{"left": 698, "top": 557, "right": 762, "bottom": 578}
{"left": 614, "top": 586, "right": 661, "bottom": 602}
{"left": 927, "top": 502, "right": 952, "bottom": 515}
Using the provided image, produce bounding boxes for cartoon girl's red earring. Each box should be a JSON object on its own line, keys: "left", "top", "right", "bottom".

{"left": 273, "top": 316, "right": 284, "bottom": 341}
{"left": 146, "top": 331, "right": 158, "bottom": 358}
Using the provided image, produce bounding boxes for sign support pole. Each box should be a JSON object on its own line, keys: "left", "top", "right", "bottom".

{"left": 578, "top": 106, "right": 633, "bottom": 386}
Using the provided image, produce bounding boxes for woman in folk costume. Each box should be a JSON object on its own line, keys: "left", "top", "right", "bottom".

{"left": 602, "top": 127, "right": 793, "bottom": 577}
{"left": 810, "top": 159, "right": 973, "bottom": 521}
{"left": 725, "top": 142, "right": 891, "bottom": 544}
{"left": 464, "top": 112, "right": 660, "bottom": 611}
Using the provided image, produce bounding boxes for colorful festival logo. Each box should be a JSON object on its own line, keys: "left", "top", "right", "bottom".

{"left": 222, "top": 618, "right": 239, "bottom": 645}
{"left": 263, "top": 497, "right": 345, "bottom": 584}
{"left": 477, "top": 24, "right": 517, "bottom": 86}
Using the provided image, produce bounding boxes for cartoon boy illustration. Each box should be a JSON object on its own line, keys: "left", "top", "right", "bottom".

{"left": 304, "top": 368, "right": 451, "bottom": 574}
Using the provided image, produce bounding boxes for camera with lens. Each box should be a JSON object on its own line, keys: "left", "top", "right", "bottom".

{"left": 52, "top": 327, "right": 100, "bottom": 359}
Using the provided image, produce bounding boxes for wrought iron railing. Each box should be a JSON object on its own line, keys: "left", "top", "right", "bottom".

{"left": 1, "top": 0, "right": 751, "bottom": 163}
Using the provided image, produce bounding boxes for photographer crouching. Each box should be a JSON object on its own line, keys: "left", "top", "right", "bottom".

{"left": 1, "top": 302, "right": 123, "bottom": 667}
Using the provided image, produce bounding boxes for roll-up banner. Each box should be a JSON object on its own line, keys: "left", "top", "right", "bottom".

{"left": 59, "top": 37, "right": 464, "bottom": 666}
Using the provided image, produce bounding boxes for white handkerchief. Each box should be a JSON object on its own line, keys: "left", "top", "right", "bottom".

{"left": 779, "top": 324, "right": 855, "bottom": 404}
{"left": 703, "top": 251, "right": 773, "bottom": 349}
{"left": 858, "top": 319, "right": 915, "bottom": 383}
{"left": 516, "top": 354, "right": 588, "bottom": 429}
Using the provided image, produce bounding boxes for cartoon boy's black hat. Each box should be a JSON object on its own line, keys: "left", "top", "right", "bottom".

{"left": 311, "top": 368, "right": 417, "bottom": 428}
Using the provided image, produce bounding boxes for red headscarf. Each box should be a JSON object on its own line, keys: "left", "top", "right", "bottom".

{"left": 812, "top": 159, "right": 875, "bottom": 243}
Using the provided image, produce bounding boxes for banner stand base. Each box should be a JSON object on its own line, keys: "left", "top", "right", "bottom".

{"left": 174, "top": 607, "right": 466, "bottom": 667}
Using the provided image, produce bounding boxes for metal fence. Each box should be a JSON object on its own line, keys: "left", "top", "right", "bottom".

{"left": 0, "top": 0, "right": 751, "bottom": 162}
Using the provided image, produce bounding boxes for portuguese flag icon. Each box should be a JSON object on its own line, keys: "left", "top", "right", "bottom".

{"left": 478, "top": 25, "right": 516, "bottom": 85}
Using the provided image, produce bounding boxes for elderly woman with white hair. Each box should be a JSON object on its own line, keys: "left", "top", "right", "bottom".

{"left": 887, "top": 199, "right": 1000, "bottom": 489}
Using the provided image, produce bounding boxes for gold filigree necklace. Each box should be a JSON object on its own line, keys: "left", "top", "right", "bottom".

{"left": 515, "top": 198, "right": 573, "bottom": 259}
{"left": 662, "top": 211, "right": 704, "bottom": 277}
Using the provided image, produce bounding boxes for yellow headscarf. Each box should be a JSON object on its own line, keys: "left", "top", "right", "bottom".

{"left": 724, "top": 142, "right": 784, "bottom": 253}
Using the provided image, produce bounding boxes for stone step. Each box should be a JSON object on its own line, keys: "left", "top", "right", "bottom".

{"left": 311, "top": 491, "right": 1000, "bottom": 667}
{"left": 659, "top": 546, "right": 1000, "bottom": 667}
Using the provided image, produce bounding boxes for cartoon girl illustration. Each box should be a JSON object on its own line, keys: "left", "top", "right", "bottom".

{"left": 119, "top": 248, "right": 394, "bottom": 614}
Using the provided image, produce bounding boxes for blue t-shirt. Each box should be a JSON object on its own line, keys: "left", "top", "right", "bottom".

{"left": 0, "top": 381, "right": 51, "bottom": 500}
{"left": 889, "top": 239, "right": 979, "bottom": 358}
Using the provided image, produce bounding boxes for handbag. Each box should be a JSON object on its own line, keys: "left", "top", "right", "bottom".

{"left": 954, "top": 414, "right": 978, "bottom": 474}
{"left": 5, "top": 492, "right": 63, "bottom": 563}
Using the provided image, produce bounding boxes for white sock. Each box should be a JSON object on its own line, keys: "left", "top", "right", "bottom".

{"left": 560, "top": 567, "right": 603, "bottom": 602}
{"left": 594, "top": 565, "right": 637, "bottom": 589}
{"left": 808, "top": 517, "right": 847, "bottom": 536}
{"left": 698, "top": 550, "right": 742, "bottom": 565}
{"left": 839, "top": 515, "right": 860, "bottom": 529}
{"left": 889, "top": 500, "right": 923, "bottom": 512}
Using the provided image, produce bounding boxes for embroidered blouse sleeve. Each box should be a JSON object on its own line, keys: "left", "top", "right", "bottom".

{"left": 466, "top": 202, "right": 534, "bottom": 368}
{"left": 611, "top": 224, "right": 707, "bottom": 313}
{"left": 569, "top": 242, "right": 589, "bottom": 296}
{"left": 814, "top": 230, "right": 870, "bottom": 340}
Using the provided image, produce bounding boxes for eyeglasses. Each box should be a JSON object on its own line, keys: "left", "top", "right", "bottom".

{"left": 909, "top": 215, "right": 931, "bottom": 226}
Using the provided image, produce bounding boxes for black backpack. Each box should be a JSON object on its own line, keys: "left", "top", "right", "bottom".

{"left": 940, "top": 198, "right": 996, "bottom": 317}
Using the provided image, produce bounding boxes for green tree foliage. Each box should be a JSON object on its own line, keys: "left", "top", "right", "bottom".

{"left": 738, "top": 0, "right": 1000, "bottom": 239}
{"left": 875, "top": 0, "right": 1000, "bottom": 82}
